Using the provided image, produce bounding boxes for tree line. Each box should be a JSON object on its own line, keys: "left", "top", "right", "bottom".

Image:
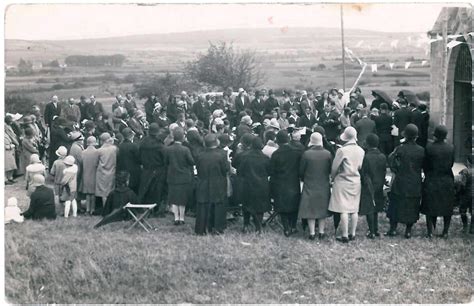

{"left": 65, "top": 54, "right": 126, "bottom": 67}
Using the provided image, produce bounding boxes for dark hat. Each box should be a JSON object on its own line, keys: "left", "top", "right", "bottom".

{"left": 149, "top": 123, "right": 160, "bottom": 136}
{"left": 366, "top": 133, "right": 379, "bottom": 148}
{"left": 24, "top": 127, "right": 34, "bottom": 137}
{"left": 313, "top": 125, "right": 326, "bottom": 136}
{"left": 276, "top": 130, "right": 289, "bottom": 144}
{"left": 240, "top": 133, "right": 255, "bottom": 148}
{"left": 403, "top": 123, "right": 418, "bottom": 140}
{"left": 251, "top": 136, "right": 264, "bottom": 150}
{"left": 433, "top": 125, "right": 448, "bottom": 140}
{"left": 268, "top": 89, "right": 274, "bottom": 95}
{"left": 204, "top": 133, "right": 219, "bottom": 148}
{"left": 22, "top": 116, "right": 32, "bottom": 124}
{"left": 116, "top": 171, "right": 130, "bottom": 187}
{"left": 84, "top": 120, "right": 95, "bottom": 130}
{"left": 217, "top": 134, "right": 233, "bottom": 147}
{"left": 121, "top": 127, "right": 134, "bottom": 139}
{"left": 55, "top": 117, "right": 68, "bottom": 127}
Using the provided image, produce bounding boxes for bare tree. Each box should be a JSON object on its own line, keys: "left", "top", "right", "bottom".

{"left": 186, "top": 41, "right": 266, "bottom": 90}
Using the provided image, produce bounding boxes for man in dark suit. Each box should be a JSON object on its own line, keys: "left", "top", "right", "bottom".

{"left": 138, "top": 123, "right": 167, "bottom": 214}
{"left": 355, "top": 108, "right": 376, "bottom": 148}
{"left": 374, "top": 103, "right": 394, "bottom": 156}
{"left": 418, "top": 104, "right": 430, "bottom": 148}
{"left": 44, "top": 95, "right": 62, "bottom": 128}
{"left": 194, "top": 133, "right": 230, "bottom": 235}
{"left": 235, "top": 88, "right": 251, "bottom": 115}
{"left": 124, "top": 92, "right": 137, "bottom": 112}
{"left": 192, "top": 96, "right": 211, "bottom": 125}
{"left": 410, "top": 103, "right": 427, "bottom": 147}
{"left": 116, "top": 128, "right": 141, "bottom": 194}
{"left": 317, "top": 103, "right": 340, "bottom": 141}
{"left": 22, "top": 174, "right": 56, "bottom": 220}
{"left": 87, "top": 95, "right": 105, "bottom": 121}
{"left": 297, "top": 106, "right": 317, "bottom": 129}
{"left": 270, "top": 130, "right": 304, "bottom": 237}
{"left": 251, "top": 90, "right": 265, "bottom": 123}
{"left": 393, "top": 98, "right": 412, "bottom": 145}
{"left": 263, "top": 89, "right": 279, "bottom": 115}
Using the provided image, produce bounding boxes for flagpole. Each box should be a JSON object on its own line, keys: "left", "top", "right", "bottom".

{"left": 340, "top": 4, "right": 346, "bottom": 91}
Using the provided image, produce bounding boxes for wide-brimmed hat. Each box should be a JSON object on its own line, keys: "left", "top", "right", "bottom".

{"left": 121, "top": 127, "right": 134, "bottom": 139}
{"left": 99, "top": 132, "right": 112, "bottom": 143}
{"left": 70, "top": 131, "right": 84, "bottom": 141}
{"left": 86, "top": 136, "right": 97, "bottom": 146}
{"left": 7, "top": 197, "right": 18, "bottom": 207}
{"left": 340, "top": 126, "right": 358, "bottom": 142}
{"left": 433, "top": 125, "right": 448, "bottom": 140}
{"left": 314, "top": 92, "right": 322, "bottom": 97}
{"left": 214, "top": 117, "right": 225, "bottom": 126}
{"left": 55, "top": 146, "right": 67, "bottom": 157}
{"left": 269, "top": 118, "right": 280, "bottom": 130}
{"left": 241, "top": 115, "right": 252, "bottom": 126}
{"left": 308, "top": 132, "right": 323, "bottom": 147}
{"left": 31, "top": 174, "right": 45, "bottom": 187}
{"left": 30, "top": 153, "right": 41, "bottom": 164}
{"left": 338, "top": 89, "right": 345, "bottom": 95}
{"left": 63, "top": 155, "right": 75, "bottom": 166}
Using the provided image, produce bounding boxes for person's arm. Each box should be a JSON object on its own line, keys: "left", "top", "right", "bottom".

{"left": 330, "top": 149, "right": 344, "bottom": 180}
{"left": 22, "top": 195, "right": 37, "bottom": 218}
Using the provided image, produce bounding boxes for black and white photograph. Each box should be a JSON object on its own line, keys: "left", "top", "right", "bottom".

{"left": 2, "top": 1, "right": 473, "bottom": 304}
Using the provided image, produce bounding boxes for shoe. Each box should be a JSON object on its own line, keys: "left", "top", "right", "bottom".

{"left": 180, "top": 220, "right": 185, "bottom": 225}
{"left": 309, "top": 234, "right": 316, "bottom": 240}
{"left": 438, "top": 232, "right": 448, "bottom": 239}
{"left": 426, "top": 233, "right": 433, "bottom": 239}
{"left": 336, "top": 237, "right": 349, "bottom": 243}
{"left": 348, "top": 234, "right": 356, "bottom": 241}
{"left": 242, "top": 226, "right": 250, "bottom": 233}
{"left": 5, "top": 180, "right": 13, "bottom": 185}
{"left": 173, "top": 220, "right": 180, "bottom": 226}
{"left": 284, "top": 230, "right": 291, "bottom": 237}
{"left": 366, "top": 233, "right": 375, "bottom": 239}
{"left": 8, "top": 179, "right": 16, "bottom": 183}
{"left": 318, "top": 233, "right": 327, "bottom": 240}
{"left": 291, "top": 228, "right": 298, "bottom": 235}
{"left": 374, "top": 232, "right": 381, "bottom": 237}
{"left": 404, "top": 232, "right": 412, "bottom": 239}
{"left": 385, "top": 230, "right": 397, "bottom": 237}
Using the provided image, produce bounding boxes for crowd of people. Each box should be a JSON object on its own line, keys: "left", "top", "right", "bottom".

{"left": 4, "top": 86, "right": 473, "bottom": 240}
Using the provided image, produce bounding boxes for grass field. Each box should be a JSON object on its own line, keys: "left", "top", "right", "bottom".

{"left": 4, "top": 178, "right": 473, "bottom": 304}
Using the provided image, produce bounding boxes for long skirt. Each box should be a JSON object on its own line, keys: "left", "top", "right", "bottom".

{"left": 387, "top": 193, "right": 420, "bottom": 224}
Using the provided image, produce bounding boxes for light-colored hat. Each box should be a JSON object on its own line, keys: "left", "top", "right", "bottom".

{"left": 11, "top": 113, "right": 23, "bottom": 121}
{"left": 181, "top": 91, "right": 187, "bottom": 96}
{"left": 308, "top": 132, "right": 323, "bottom": 147}
{"left": 241, "top": 115, "right": 253, "bottom": 126}
{"left": 238, "top": 88, "right": 245, "bottom": 93}
{"left": 7, "top": 197, "right": 18, "bottom": 207}
{"left": 55, "top": 146, "right": 67, "bottom": 157}
{"left": 169, "top": 123, "right": 179, "bottom": 133}
{"left": 370, "top": 108, "right": 380, "bottom": 116}
{"left": 263, "top": 118, "right": 271, "bottom": 127}
{"left": 338, "top": 89, "right": 345, "bottom": 95}
{"left": 30, "top": 154, "right": 41, "bottom": 164}
{"left": 214, "top": 117, "right": 224, "bottom": 126}
{"left": 31, "top": 174, "right": 45, "bottom": 187}
{"left": 269, "top": 118, "right": 280, "bottom": 130}
{"left": 340, "top": 126, "right": 358, "bottom": 142}
{"left": 212, "top": 109, "right": 226, "bottom": 119}
{"left": 63, "top": 155, "right": 75, "bottom": 166}
{"left": 301, "top": 90, "right": 308, "bottom": 95}
{"left": 356, "top": 104, "right": 364, "bottom": 110}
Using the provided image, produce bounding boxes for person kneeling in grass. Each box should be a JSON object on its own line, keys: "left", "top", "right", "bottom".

{"left": 22, "top": 174, "right": 56, "bottom": 220}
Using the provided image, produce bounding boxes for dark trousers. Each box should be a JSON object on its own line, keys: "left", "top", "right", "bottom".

{"left": 378, "top": 136, "right": 394, "bottom": 156}
{"left": 243, "top": 209, "right": 263, "bottom": 232}
{"left": 195, "top": 202, "right": 226, "bottom": 235}
{"left": 427, "top": 216, "right": 451, "bottom": 235}
{"left": 280, "top": 211, "right": 297, "bottom": 232}
{"left": 389, "top": 221, "right": 414, "bottom": 234}
{"left": 366, "top": 212, "right": 379, "bottom": 234}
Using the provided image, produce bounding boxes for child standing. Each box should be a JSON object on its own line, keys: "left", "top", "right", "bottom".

{"left": 25, "top": 153, "right": 47, "bottom": 196}
{"left": 50, "top": 146, "right": 68, "bottom": 205}
{"left": 60, "top": 155, "right": 78, "bottom": 218}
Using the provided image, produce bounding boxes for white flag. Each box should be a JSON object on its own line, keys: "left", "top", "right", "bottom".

{"left": 421, "top": 60, "right": 427, "bottom": 66}
{"left": 371, "top": 64, "right": 378, "bottom": 72}
{"left": 389, "top": 63, "right": 395, "bottom": 70}
{"left": 405, "top": 62, "right": 411, "bottom": 70}
{"left": 355, "top": 40, "right": 364, "bottom": 47}
{"left": 357, "top": 58, "right": 364, "bottom": 66}
{"left": 390, "top": 40, "right": 399, "bottom": 48}
{"left": 447, "top": 40, "right": 464, "bottom": 49}
{"left": 407, "top": 36, "right": 412, "bottom": 43}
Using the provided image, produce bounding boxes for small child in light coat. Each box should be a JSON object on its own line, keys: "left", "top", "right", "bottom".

{"left": 5, "top": 197, "right": 24, "bottom": 224}
{"left": 50, "top": 146, "right": 68, "bottom": 204}
{"left": 60, "top": 155, "right": 79, "bottom": 218}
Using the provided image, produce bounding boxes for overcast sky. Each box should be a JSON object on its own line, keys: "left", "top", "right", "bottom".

{"left": 5, "top": 3, "right": 462, "bottom": 40}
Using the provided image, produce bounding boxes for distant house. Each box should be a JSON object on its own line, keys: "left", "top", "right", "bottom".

{"left": 5, "top": 65, "right": 17, "bottom": 72}
{"left": 31, "top": 61, "right": 43, "bottom": 70}
{"left": 428, "top": 7, "right": 472, "bottom": 162}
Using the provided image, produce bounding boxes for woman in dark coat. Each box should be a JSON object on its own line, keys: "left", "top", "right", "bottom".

{"left": 386, "top": 124, "right": 425, "bottom": 239}
{"left": 359, "top": 134, "right": 387, "bottom": 238}
{"left": 421, "top": 125, "right": 455, "bottom": 238}
{"left": 235, "top": 136, "right": 271, "bottom": 234}
{"left": 298, "top": 132, "right": 332, "bottom": 240}
{"left": 164, "top": 127, "right": 195, "bottom": 225}
{"left": 49, "top": 117, "right": 72, "bottom": 169}
{"left": 117, "top": 128, "right": 141, "bottom": 194}
{"left": 270, "top": 130, "right": 303, "bottom": 237}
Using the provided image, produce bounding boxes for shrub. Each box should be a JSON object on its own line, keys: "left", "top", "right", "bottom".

{"left": 5, "top": 94, "right": 39, "bottom": 114}
{"left": 392, "top": 79, "right": 410, "bottom": 86}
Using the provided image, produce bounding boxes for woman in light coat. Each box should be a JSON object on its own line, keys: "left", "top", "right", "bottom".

{"left": 328, "top": 127, "right": 365, "bottom": 243}
{"left": 95, "top": 133, "right": 117, "bottom": 206}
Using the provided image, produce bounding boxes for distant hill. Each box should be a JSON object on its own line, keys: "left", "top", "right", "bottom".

{"left": 5, "top": 27, "right": 427, "bottom": 65}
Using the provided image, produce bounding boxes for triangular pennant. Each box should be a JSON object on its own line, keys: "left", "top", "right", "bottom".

{"left": 447, "top": 40, "right": 464, "bottom": 49}
{"left": 389, "top": 63, "right": 395, "bottom": 70}
{"left": 405, "top": 62, "right": 411, "bottom": 70}
{"left": 390, "top": 40, "right": 399, "bottom": 48}
{"left": 371, "top": 64, "right": 378, "bottom": 73}
{"left": 421, "top": 60, "right": 427, "bottom": 66}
